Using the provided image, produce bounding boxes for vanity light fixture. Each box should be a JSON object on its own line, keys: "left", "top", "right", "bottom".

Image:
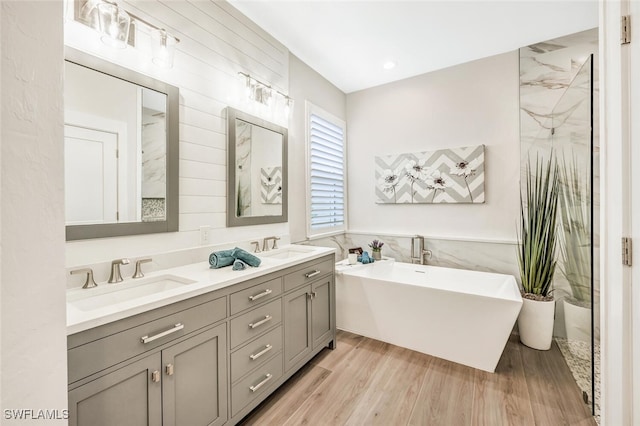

{"left": 75, "top": 0, "right": 180, "bottom": 67}
{"left": 96, "top": 1, "right": 130, "bottom": 49}
{"left": 151, "top": 28, "right": 178, "bottom": 69}
{"left": 238, "top": 71, "right": 294, "bottom": 113}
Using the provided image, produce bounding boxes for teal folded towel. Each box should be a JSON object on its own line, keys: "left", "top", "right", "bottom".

{"left": 233, "top": 247, "right": 261, "bottom": 267}
{"left": 232, "top": 259, "right": 248, "bottom": 271}
{"left": 360, "top": 251, "right": 374, "bottom": 264}
{"left": 209, "top": 249, "right": 236, "bottom": 269}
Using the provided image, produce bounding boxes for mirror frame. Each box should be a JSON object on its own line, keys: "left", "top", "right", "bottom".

{"left": 227, "top": 107, "right": 288, "bottom": 227}
{"left": 64, "top": 47, "right": 179, "bottom": 240}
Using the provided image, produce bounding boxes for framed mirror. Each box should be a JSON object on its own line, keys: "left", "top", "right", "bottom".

{"left": 227, "top": 107, "right": 288, "bottom": 226}
{"left": 64, "top": 47, "right": 179, "bottom": 240}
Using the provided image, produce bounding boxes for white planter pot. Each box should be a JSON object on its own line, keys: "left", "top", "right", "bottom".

{"left": 518, "top": 297, "right": 555, "bottom": 350}
{"left": 563, "top": 299, "right": 591, "bottom": 360}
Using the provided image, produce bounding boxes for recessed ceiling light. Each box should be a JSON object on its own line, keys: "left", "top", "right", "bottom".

{"left": 383, "top": 60, "right": 396, "bottom": 70}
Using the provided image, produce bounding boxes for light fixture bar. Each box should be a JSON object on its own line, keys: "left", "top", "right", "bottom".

{"left": 238, "top": 71, "right": 293, "bottom": 103}
{"left": 74, "top": 0, "right": 180, "bottom": 46}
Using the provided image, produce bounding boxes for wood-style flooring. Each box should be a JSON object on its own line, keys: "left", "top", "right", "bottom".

{"left": 239, "top": 330, "right": 596, "bottom": 426}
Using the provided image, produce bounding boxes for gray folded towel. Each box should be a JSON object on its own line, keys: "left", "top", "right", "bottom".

{"left": 209, "top": 249, "right": 236, "bottom": 269}
{"left": 232, "top": 259, "right": 248, "bottom": 271}
{"left": 232, "top": 247, "right": 262, "bottom": 267}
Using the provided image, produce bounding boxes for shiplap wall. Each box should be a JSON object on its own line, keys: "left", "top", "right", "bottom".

{"left": 65, "top": 0, "right": 290, "bottom": 266}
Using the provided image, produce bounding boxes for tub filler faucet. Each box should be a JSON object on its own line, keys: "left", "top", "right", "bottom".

{"left": 411, "top": 235, "right": 432, "bottom": 265}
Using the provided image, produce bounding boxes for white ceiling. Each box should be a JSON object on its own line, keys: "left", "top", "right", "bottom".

{"left": 229, "top": 0, "right": 599, "bottom": 93}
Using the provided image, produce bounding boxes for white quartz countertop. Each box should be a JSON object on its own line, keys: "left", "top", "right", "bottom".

{"left": 66, "top": 245, "right": 336, "bottom": 335}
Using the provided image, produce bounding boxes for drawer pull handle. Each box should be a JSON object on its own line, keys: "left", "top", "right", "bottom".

{"left": 249, "top": 344, "right": 273, "bottom": 360}
{"left": 165, "top": 364, "right": 174, "bottom": 376}
{"left": 249, "top": 289, "right": 272, "bottom": 301}
{"left": 151, "top": 370, "right": 160, "bottom": 383}
{"left": 305, "top": 270, "right": 321, "bottom": 278}
{"left": 249, "top": 315, "right": 272, "bottom": 329}
{"left": 249, "top": 373, "right": 273, "bottom": 393}
{"left": 141, "top": 323, "right": 184, "bottom": 344}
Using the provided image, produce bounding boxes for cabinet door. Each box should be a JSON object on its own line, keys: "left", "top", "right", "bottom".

{"left": 68, "top": 354, "right": 162, "bottom": 426}
{"left": 284, "top": 285, "right": 312, "bottom": 371}
{"left": 312, "top": 277, "right": 334, "bottom": 349}
{"left": 162, "top": 324, "right": 228, "bottom": 426}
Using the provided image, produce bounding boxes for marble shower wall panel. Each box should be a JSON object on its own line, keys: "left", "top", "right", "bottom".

{"left": 141, "top": 108, "right": 167, "bottom": 199}
{"left": 519, "top": 29, "right": 599, "bottom": 340}
{"left": 519, "top": 28, "right": 598, "bottom": 160}
{"left": 236, "top": 120, "right": 252, "bottom": 216}
{"left": 307, "top": 233, "right": 518, "bottom": 278}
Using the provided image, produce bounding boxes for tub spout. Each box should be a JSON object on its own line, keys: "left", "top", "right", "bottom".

{"left": 410, "top": 235, "right": 432, "bottom": 265}
{"left": 411, "top": 235, "right": 424, "bottom": 264}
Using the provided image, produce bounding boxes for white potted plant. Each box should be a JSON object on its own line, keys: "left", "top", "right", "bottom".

{"left": 517, "top": 154, "right": 560, "bottom": 350}
{"left": 558, "top": 156, "right": 591, "bottom": 359}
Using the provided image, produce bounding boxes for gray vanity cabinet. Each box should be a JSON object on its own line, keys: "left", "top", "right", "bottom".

{"left": 68, "top": 253, "right": 336, "bottom": 426}
{"left": 161, "top": 324, "right": 227, "bottom": 426}
{"left": 68, "top": 324, "right": 227, "bottom": 426}
{"left": 68, "top": 353, "right": 162, "bottom": 426}
{"left": 283, "top": 285, "right": 313, "bottom": 370}
{"left": 283, "top": 275, "right": 335, "bottom": 372}
{"left": 68, "top": 293, "right": 228, "bottom": 426}
{"left": 311, "top": 277, "right": 334, "bottom": 349}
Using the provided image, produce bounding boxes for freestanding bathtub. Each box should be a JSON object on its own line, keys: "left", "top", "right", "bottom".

{"left": 336, "top": 259, "right": 522, "bottom": 372}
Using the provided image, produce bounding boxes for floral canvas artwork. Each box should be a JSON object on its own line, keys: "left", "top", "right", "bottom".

{"left": 261, "top": 166, "right": 282, "bottom": 204}
{"left": 375, "top": 145, "right": 485, "bottom": 204}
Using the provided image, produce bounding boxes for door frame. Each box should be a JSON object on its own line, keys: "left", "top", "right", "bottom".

{"left": 600, "top": 1, "right": 635, "bottom": 424}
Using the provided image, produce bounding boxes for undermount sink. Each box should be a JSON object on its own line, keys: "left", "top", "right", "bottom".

{"left": 68, "top": 274, "right": 196, "bottom": 312}
{"left": 258, "top": 245, "right": 316, "bottom": 260}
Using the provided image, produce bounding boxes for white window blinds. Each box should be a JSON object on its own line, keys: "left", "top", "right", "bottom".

{"left": 308, "top": 111, "right": 346, "bottom": 234}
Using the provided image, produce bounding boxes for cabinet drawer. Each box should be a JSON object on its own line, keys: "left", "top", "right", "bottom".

{"left": 231, "top": 353, "right": 283, "bottom": 417}
{"left": 230, "top": 298, "right": 282, "bottom": 349}
{"left": 230, "top": 277, "right": 282, "bottom": 315}
{"left": 284, "top": 257, "right": 334, "bottom": 292}
{"left": 231, "top": 326, "right": 282, "bottom": 383}
{"left": 68, "top": 297, "right": 226, "bottom": 384}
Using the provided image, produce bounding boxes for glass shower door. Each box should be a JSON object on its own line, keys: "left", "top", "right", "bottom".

{"left": 551, "top": 54, "right": 598, "bottom": 420}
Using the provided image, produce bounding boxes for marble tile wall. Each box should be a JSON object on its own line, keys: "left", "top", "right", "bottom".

{"left": 141, "top": 108, "right": 167, "bottom": 198}
{"left": 519, "top": 28, "right": 599, "bottom": 341}
{"left": 307, "top": 232, "right": 519, "bottom": 278}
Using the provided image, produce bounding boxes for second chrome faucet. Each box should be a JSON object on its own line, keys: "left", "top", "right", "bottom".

{"left": 108, "top": 258, "right": 130, "bottom": 283}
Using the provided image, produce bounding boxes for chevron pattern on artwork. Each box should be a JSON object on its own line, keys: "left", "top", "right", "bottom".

{"left": 261, "top": 166, "right": 282, "bottom": 204}
{"left": 375, "top": 145, "right": 485, "bottom": 204}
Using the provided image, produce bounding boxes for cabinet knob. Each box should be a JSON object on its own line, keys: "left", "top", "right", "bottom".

{"left": 151, "top": 370, "right": 160, "bottom": 383}
{"left": 165, "top": 364, "right": 174, "bottom": 376}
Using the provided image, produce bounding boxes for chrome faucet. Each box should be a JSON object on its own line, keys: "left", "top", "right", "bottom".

{"left": 70, "top": 267, "right": 98, "bottom": 289}
{"left": 108, "top": 258, "right": 130, "bottom": 283}
{"left": 410, "top": 235, "right": 432, "bottom": 265}
{"left": 251, "top": 241, "right": 261, "bottom": 253}
{"left": 132, "top": 258, "right": 152, "bottom": 279}
{"left": 262, "top": 236, "right": 280, "bottom": 251}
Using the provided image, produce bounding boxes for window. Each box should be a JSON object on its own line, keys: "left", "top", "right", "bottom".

{"left": 306, "top": 103, "right": 347, "bottom": 237}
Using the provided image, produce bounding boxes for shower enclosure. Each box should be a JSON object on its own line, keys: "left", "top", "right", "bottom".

{"left": 527, "top": 54, "right": 599, "bottom": 420}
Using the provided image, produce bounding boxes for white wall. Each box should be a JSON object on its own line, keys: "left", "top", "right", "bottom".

{"left": 288, "top": 53, "right": 347, "bottom": 243}
{"left": 64, "top": 0, "right": 292, "bottom": 267}
{"left": 346, "top": 51, "right": 520, "bottom": 242}
{"left": 1, "top": 0, "right": 68, "bottom": 418}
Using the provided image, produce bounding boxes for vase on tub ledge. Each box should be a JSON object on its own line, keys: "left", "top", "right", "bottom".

{"left": 368, "top": 239, "right": 384, "bottom": 261}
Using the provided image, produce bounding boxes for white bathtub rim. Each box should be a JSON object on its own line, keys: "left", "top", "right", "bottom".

{"left": 338, "top": 260, "right": 522, "bottom": 303}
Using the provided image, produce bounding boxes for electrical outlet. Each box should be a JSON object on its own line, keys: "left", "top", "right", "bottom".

{"left": 199, "top": 225, "right": 211, "bottom": 245}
